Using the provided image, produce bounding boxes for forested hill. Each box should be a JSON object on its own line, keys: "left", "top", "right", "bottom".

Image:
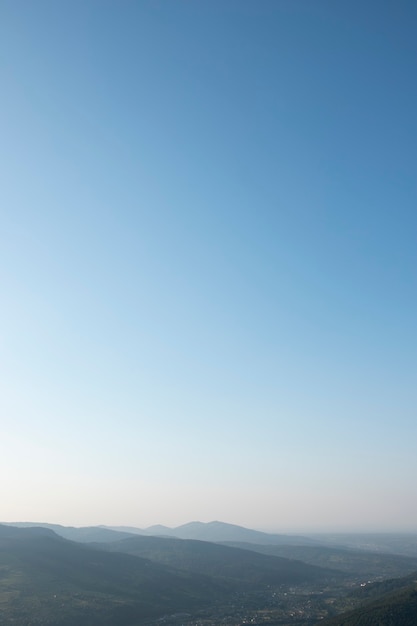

{"left": 93, "top": 534, "right": 341, "bottom": 585}
{"left": 322, "top": 585, "right": 417, "bottom": 625}
{"left": 0, "top": 524, "right": 230, "bottom": 625}
{"left": 322, "top": 572, "right": 417, "bottom": 626}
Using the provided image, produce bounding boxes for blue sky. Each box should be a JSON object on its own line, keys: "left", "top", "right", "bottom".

{"left": 1, "top": 0, "right": 416, "bottom": 532}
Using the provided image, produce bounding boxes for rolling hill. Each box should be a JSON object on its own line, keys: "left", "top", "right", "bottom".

{"left": 1, "top": 521, "right": 137, "bottom": 543}
{"left": 93, "top": 534, "right": 342, "bottom": 586}
{"left": 0, "top": 524, "right": 231, "bottom": 625}
{"left": 107, "top": 520, "right": 317, "bottom": 545}
{"left": 322, "top": 584, "right": 417, "bottom": 625}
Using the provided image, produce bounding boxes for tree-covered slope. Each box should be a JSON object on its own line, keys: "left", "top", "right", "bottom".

{"left": 322, "top": 584, "right": 417, "bottom": 625}
{"left": 0, "top": 524, "right": 230, "bottom": 625}
{"left": 94, "top": 534, "right": 342, "bottom": 586}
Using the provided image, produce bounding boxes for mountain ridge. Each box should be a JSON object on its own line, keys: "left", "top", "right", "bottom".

{"left": 91, "top": 533, "right": 341, "bottom": 586}
{"left": 0, "top": 523, "right": 234, "bottom": 625}
{"left": 105, "top": 520, "right": 319, "bottom": 545}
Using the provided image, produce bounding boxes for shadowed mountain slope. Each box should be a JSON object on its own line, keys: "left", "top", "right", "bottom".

{"left": 93, "top": 534, "right": 342, "bottom": 586}
{"left": 0, "top": 524, "right": 232, "bottom": 625}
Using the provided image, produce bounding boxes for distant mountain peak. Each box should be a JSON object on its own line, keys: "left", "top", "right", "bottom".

{"left": 138, "top": 520, "right": 316, "bottom": 545}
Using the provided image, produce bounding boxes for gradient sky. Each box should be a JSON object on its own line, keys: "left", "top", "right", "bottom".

{"left": 1, "top": 0, "right": 416, "bottom": 533}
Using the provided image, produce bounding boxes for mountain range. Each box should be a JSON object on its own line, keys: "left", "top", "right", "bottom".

{"left": 0, "top": 522, "right": 340, "bottom": 625}
{"left": 0, "top": 524, "right": 232, "bottom": 625}
{"left": 93, "top": 534, "right": 340, "bottom": 585}
{"left": 104, "top": 520, "right": 320, "bottom": 545}
{"left": 2, "top": 520, "right": 417, "bottom": 625}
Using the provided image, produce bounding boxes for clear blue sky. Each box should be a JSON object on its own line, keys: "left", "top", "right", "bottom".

{"left": 1, "top": 0, "right": 416, "bottom": 532}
